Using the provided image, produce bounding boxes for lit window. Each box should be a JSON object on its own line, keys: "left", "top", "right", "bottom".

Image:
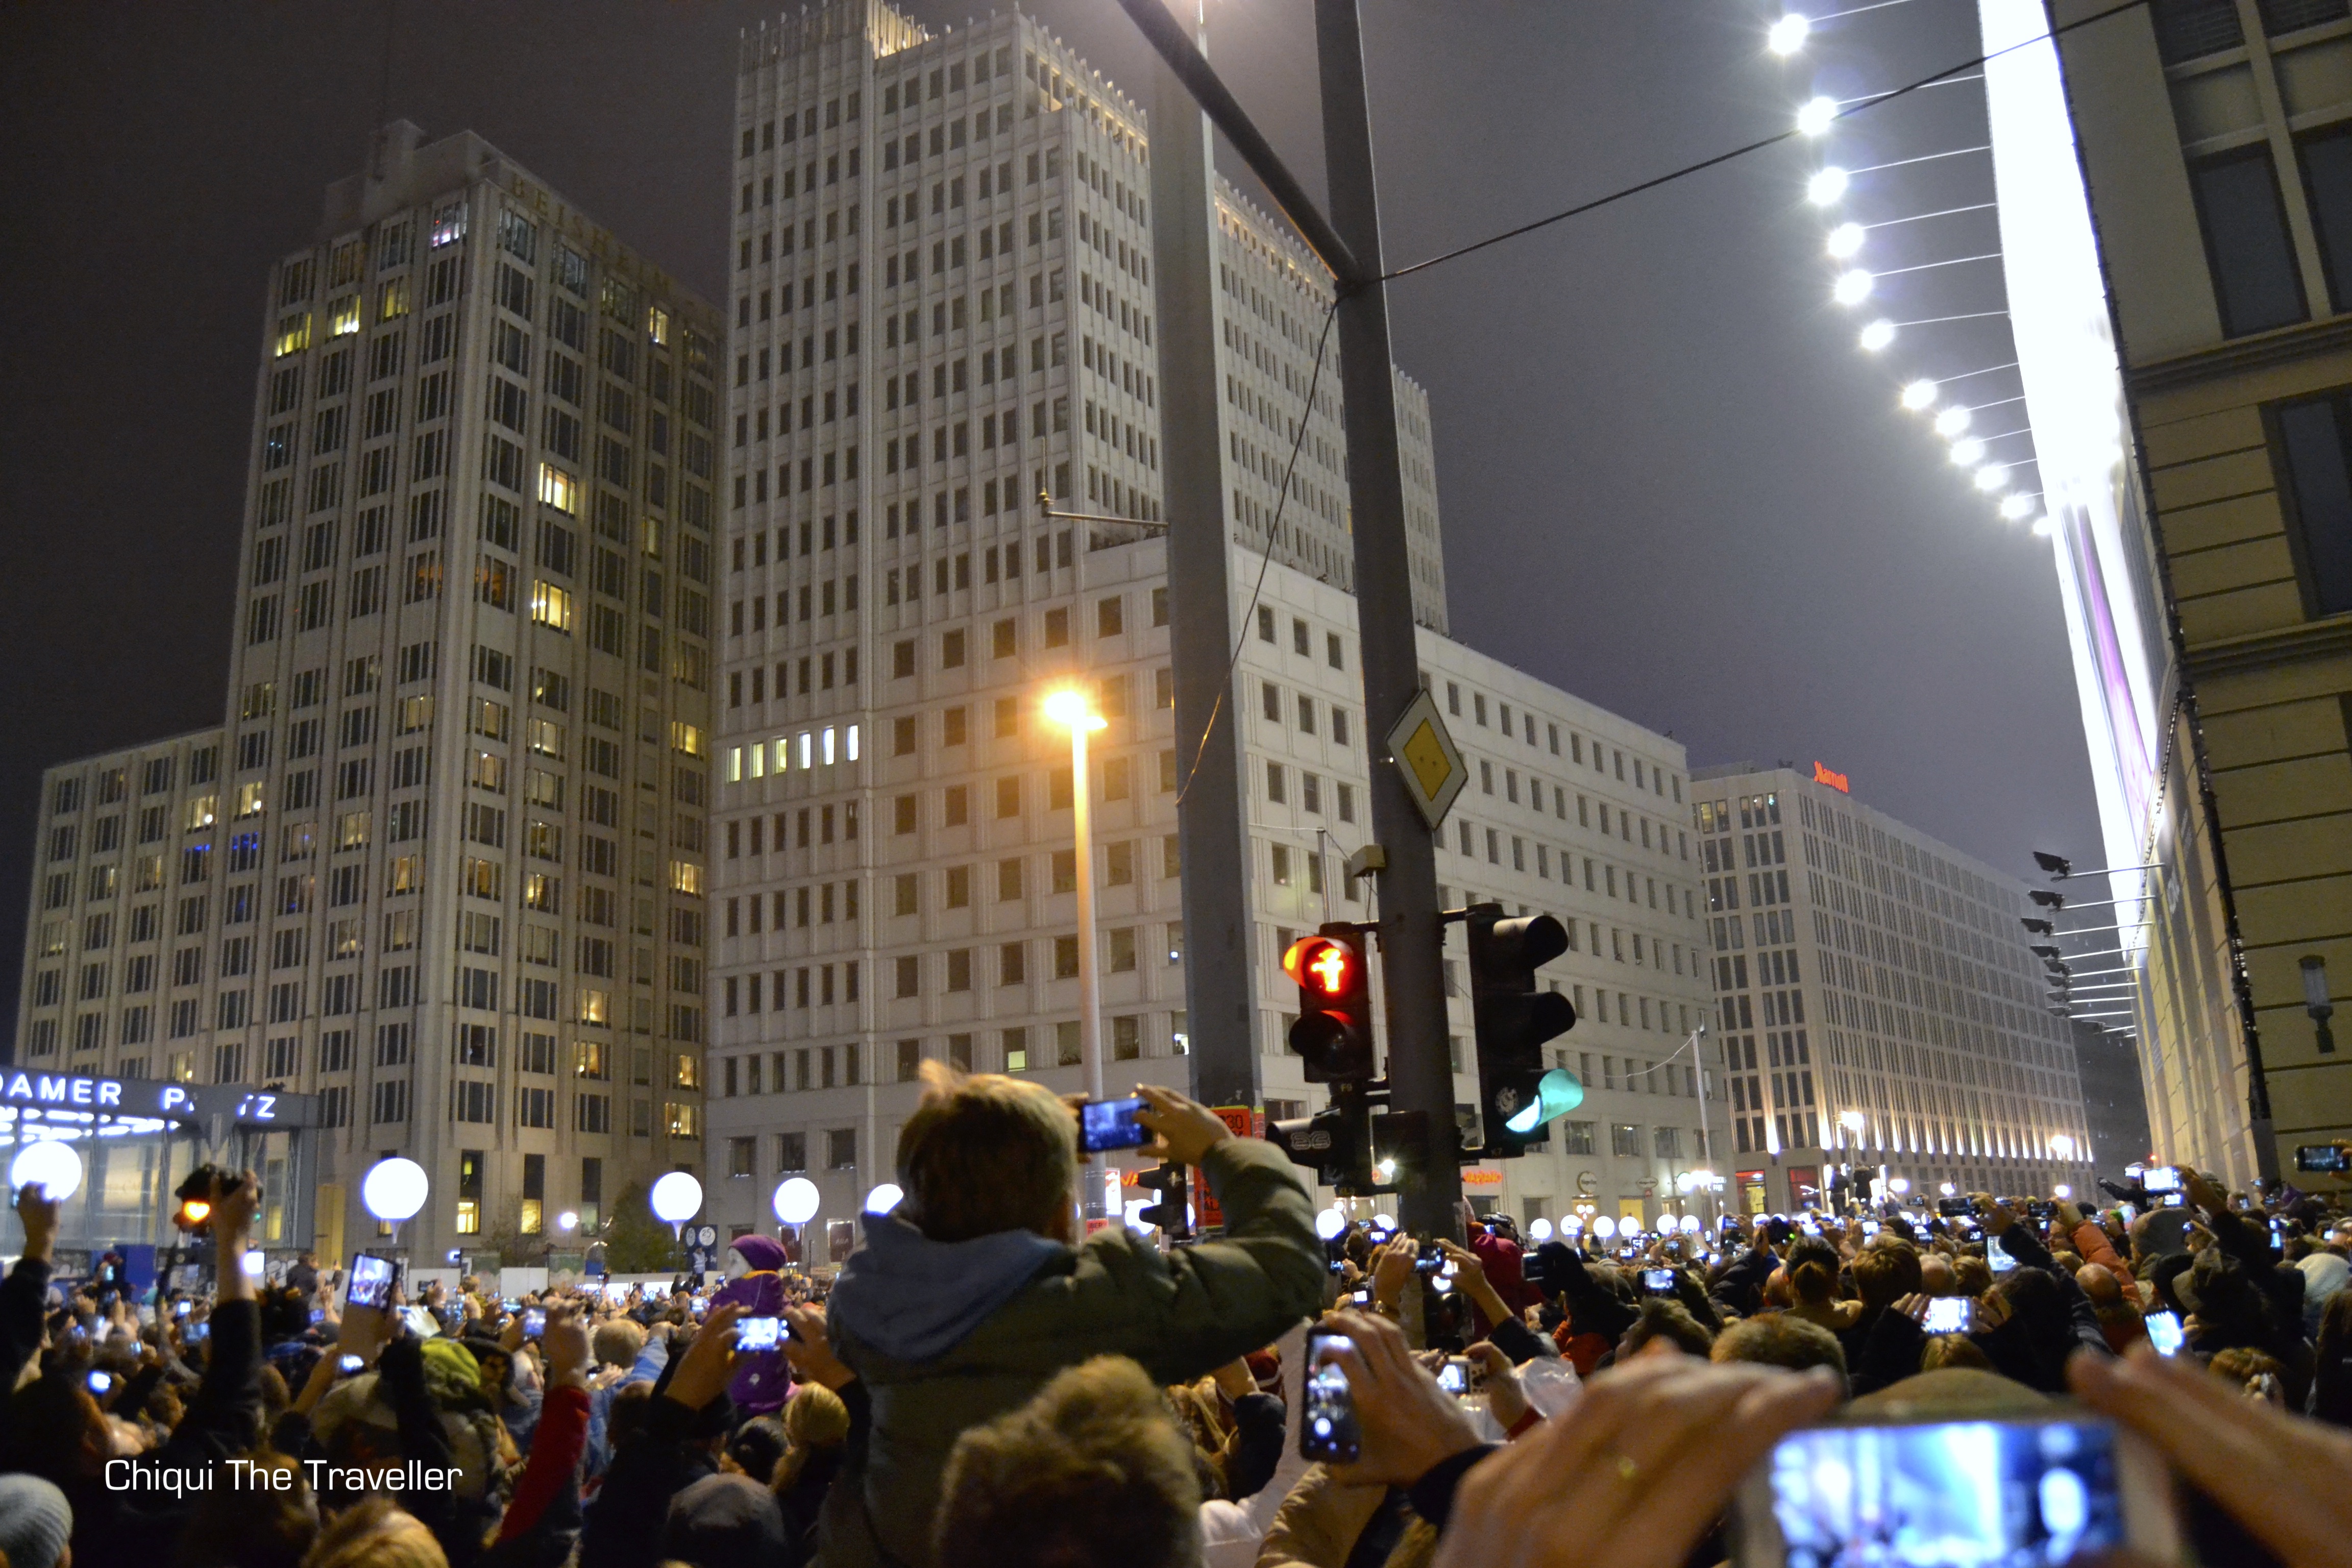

{"left": 184, "top": 795, "right": 217, "bottom": 831}
{"left": 671, "top": 860, "right": 703, "bottom": 895}
{"left": 667, "top": 1100, "right": 700, "bottom": 1138}
{"left": 671, "top": 722, "right": 706, "bottom": 757}
{"left": 329, "top": 295, "right": 360, "bottom": 336}
{"left": 235, "top": 782, "right": 266, "bottom": 818}
{"left": 274, "top": 312, "right": 311, "bottom": 357}
{"left": 846, "top": 724, "right": 862, "bottom": 761}
{"left": 578, "top": 989, "right": 609, "bottom": 1025}
{"left": 528, "top": 718, "right": 565, "bottom": 756}
{"left": 647, "top": 305, "right": 672, "bottom": 345}
{"left": 530, "top": 581, "right": 574, "bottom": 631}
{"left": 430, "top": 202, "right": 468, "bottom": 248}
{"left": 537, "top": 463, "right": 579, "bottom": 514}
{"left": 455, "top": 1200, "right": 480, "bottom": 1235}
{"left": 821, "top": 726, "right": 836, "bottom": 765}
{"left": 798, "top": 733, "right": 813, "bottom": 769}
{"left": 726, "top": 748, "right": 743, "bottom": 782}
{"left": 377, "top": 277, "right": 409, "bottom": 321}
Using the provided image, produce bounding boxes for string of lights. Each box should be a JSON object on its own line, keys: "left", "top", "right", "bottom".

{"left": 1377, "top": 0, "right": 2150, "bottom": 288}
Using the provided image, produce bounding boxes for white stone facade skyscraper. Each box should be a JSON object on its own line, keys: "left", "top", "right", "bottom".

{"left": 708, "top": 3, "right": 1717, "bottom": 1255}
{"left": 12, "top": 124, "right": 723, "bottom": 1262}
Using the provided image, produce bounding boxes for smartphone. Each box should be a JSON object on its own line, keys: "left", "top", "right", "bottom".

{"left": 1988, "top": 1234, "right": 2018, "bottom": 1275}
{"left": 1349, "top": 1288, "right": 1370, "bottom": 1306}
{"left": 87, "top": 1369, "right": 113, "bottom": 1395}
{"left": 174, "top": 1300, "right": 192, "bottom": 1318}
{"left": 1861, "top": 1220, "right": 1880, "bottom": 1237}
{"left": 1301, "top": 1329, "right": 1361, "bottom": 1463}
{"left": 1416, "top": 1239, "right": 1447, "bottom": 1275}
{"left": 1922, "top": 1297, "right": 1970, "bottom": 1334}
{"left": 346, "top": 1254, "right": 397, "bottom": 1311}
{"left": 338, "top": 1353, "right": 364, "bottom": 1374}
{"left": 1731, "top": 1414, "right": 2179, "bottom": 1566}
{"left": 1938, "top": 1196, "right": 1972, "bottom": 1217}
{"left": 502, "top": 1297, "right": 521, "bottom": 1312}
{"left": 310, "top": 1307, "right": 326, "bottom": 1325}
{"left": 522, "top": 1307, "right": 546, "bottom": 1339}
{"left": 2295, "top": 1144, "right": 2350, "bottom": 1173}
{"left": 2144, "top": 1310, "right": 2185, "bottom": 1357}
{"left": 185, "top": 1321, "right": 209, "bottom": 1343}
{"left": 2141, "top": 1167, "right": 2182, "bottom": 1194}
{"left": 1436, "top": 1357, "right": 1471, "bottom": 1396}
{"left": 1078, "top": 1096, "right": 1151, "bottom": 1154}
{"left": 736, "top": 1316, "right": 782, "bottom": 1352}
{"left": 1643, "top": 1267, "right": 1677, "bottom": 1295}
{"left": 691, "top": 1295, "right": 709, "bottom": 1317}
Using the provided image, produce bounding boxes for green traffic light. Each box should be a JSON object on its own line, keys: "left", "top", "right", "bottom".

{"left": 1503, "top": 1068, "right": 1585, "bottom": 1135}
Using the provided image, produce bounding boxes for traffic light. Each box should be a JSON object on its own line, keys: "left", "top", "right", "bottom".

{"left": 1464, "top": 903, "right": 1579, "bottom": 1157}
{"left": 1270, "top": 1100, "right": 1368, "bottom": 1192}
{"left": 1135, "top": 1162, "right": 1191, "bottom": 1239}
{"left": 1283, "top": 927, "right": 1375, "bottom": 1083}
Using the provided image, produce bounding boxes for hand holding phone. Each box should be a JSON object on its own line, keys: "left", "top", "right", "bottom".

{"left": 522, "top": 1307, "right": 547, "bottom": 1339}
{"left": 346, "top": 1254, "right": 397, "bottom": 1310}
{"left": 2144, "top": 1310, "right": 2185, "bottom": 1356}
{"left": 1921, "top": 1296, "right": 1970, "bottom": 1335}
{"left": 736, "top": 1315, "right": 783, "bottom": 1352}
{"left": 1301, "top": 1327, "right": 1361, "bottom": 1463}
{"left": 1077, "top": 1096, "right": 1151, "bottom": 1154}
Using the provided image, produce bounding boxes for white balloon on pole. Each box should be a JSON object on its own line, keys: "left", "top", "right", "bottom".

{"left": 864, "top": 1183, "right": 904, "bottom": 1214}
{"left": 649, "top": 1171, "right": 704, "bottom": 1226}
{"left": 8, "top": 1140, "right": 83, "bottom": 1203}
{"left": 360, "top": 1157, "right": 428, "bottom": 1222}
{"left": 772, "top": 1177, "right": 821, "bottom": 1226}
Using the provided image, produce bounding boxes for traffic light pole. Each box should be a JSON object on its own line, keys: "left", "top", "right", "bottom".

{"left": 1119, "top": 0, "right": 1460, "bottom": 1238}
{"left": 1317, "top": 0, "right": 1462, "bottom": 1240}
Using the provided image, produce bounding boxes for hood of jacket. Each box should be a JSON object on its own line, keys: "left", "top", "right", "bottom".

{"left": 828, "top": 1212, "right": 1064, "bottom": 1363}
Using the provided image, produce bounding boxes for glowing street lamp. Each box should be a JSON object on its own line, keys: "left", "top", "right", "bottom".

{"left": 1045, "top": 687, "right": 1111, "bottom": 1220}
{"left": 1797, "top": 95, "right": 1837, "bottom": 136}
{"left": 1973, "top": 463, "right": 2011, "bottom": 492}
{"left": 773, "top": 1176, "right": 821, "bottom": 1228}
{"left": 1826, "top": 223, "right": 1865, "bottom": 259}
{"left": 1858, "top": 320, "right": 1896, "bottom": 353}
{"left": 1933, "top": 406, "right": 1972, "bottom": 438}
{"left": 1806, "top": 166, "right": 1850, "bottom": 206}
{"left": 1831, "top": 269, "right": 1873, "bottom": 306}
{"left": 1999, "top": 494, "right": 2035, "bottom": 521}
{"left": 1900, "top": 379, "right": 1939, "bottom": 411}
{"left": 1768, "top": 12, "right": 1812, "bottom": 55}
{"left": 1950, "top": 437, "right": 1987, "bottom": 467}
{"left": 360, "top": 1156, "right": 428, "bottom": 1251}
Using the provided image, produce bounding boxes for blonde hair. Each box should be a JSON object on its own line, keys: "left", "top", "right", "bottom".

{"left": 772, "top": 1383, "right": 851, "bottom": 1493}
{"left": 934, "top": 1357, "right": 1200, "bottom": 1568}
{"left": 301, "top": 1498, "right": 447, "bottom": 1568}
{"left": 896, "top": 1061, "right": 1077, "bottom": 1242}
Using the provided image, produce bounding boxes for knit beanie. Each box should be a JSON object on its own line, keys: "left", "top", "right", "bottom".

{"left": 0, "top": 1474, "right": 73, "bottom": 1568}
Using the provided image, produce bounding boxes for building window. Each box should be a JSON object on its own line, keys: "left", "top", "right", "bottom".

{"left": 2270, "top": 389, "right": 2352, "bottom": 617}
{"left": 2299, "top": 123, "right": 2352, "bottom": 315}
{"left": 2188, "top": 145, "right": 2308, "bottom": 338}
{"left": 827, "top": 1128, "right": 858, "bottom": 1168}
{"left": 1610, "top": 1122, "right": 1642, "bottom": 1158}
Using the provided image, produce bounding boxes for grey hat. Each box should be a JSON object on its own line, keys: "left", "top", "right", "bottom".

{"left": 0, "top": 1474, "right": 74, "bottom": 1568}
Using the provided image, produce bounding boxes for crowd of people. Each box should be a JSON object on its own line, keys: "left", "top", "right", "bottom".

{"left": 4, "top": 1066, "right": 2350, "bottom": 1568}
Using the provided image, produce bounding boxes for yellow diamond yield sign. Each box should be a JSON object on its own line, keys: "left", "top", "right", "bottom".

{"left": 1384, "top": 688, "right": 1466, "bottom": 830}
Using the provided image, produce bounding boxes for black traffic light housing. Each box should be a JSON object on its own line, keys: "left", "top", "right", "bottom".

{"left": 1135, "top": 1161, "right": 1191, "bottom": 1239}
{"left": 1464, "top": 903, "right": 1577, "bottom": 1158}
{"left": 1283, "top": 926, "right": 1375, "bottom": 1083}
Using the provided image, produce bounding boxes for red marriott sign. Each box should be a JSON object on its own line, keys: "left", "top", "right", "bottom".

{"left": 1812, "top": 761, "right": 1850, "bottom": 794}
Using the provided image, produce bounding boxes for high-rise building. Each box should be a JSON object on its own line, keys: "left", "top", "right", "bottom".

{"left": 707, "top": 1, "right": 1711, "bottom": 1254}
{"left": 1988, "top": 0, "right": 2352, "bottom": 1187}
{"left": 10, "top": 123, "right": 724, "bottom": 1261}
{"left": 1689, "top": 762, "right": 2095, "bottom": 1212}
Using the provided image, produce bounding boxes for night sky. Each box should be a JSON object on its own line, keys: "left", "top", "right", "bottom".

{"left": 0, "top": 1, "right": 2099, "bottom": 1032}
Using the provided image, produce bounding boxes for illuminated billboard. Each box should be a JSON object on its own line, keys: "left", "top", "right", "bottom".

{"left": 1979, "top": 0, "right": 2174, "bottom": 952}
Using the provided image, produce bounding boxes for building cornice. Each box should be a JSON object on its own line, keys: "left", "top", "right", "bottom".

{"left": 2128, "top": 316, "right": 2352, "bottom": 399}
{"left": 2183, "top": 614, "right": 2352, "bottom": 681}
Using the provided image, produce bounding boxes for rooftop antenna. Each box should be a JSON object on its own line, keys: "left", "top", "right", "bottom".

{"left": 371, "top": 0, "right": 400, "bottom": 182}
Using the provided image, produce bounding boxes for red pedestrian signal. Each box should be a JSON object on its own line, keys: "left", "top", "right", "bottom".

{"left": 1283, "top": 928, "right": 1375, "bottom": 1083}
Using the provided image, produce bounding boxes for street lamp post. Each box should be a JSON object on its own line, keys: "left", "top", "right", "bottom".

{"left": 1046, "top": 689, "right": 1111, "bottom": 1224}
{"left": 1836, "top": 1112, "right": 1867, "bottom": 1215}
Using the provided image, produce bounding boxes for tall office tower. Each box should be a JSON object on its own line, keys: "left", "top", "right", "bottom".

{"left": 1987, "top": 0, "right": 2352, "bottom": 1187}
{"left": 10, "top": 122, "right": 724, "bottom": 1262}
{"left": 710, "top": 0, "right": 1479, "bottom": 1257}
{"left": 1689, "top": 763, "right": 2095, "bottom": 1212}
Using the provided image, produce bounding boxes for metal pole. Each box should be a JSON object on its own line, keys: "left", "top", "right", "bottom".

{"left": 1691, "top": 1024, "right": 1714, "bottom": 1227}
{"left": 1315, "top": 0, "right": 1461, "bottom": 1241}
{"left": 1072, "top": 716, "right": 1106, "bottom": 1220}
{"left": 1144, "top": 4, "right": 1261, "bottom": 1113}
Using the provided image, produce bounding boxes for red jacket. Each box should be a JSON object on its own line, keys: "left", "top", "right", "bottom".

{"left": 499, "top": 1383, "right": 589, "bottom": 1541}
